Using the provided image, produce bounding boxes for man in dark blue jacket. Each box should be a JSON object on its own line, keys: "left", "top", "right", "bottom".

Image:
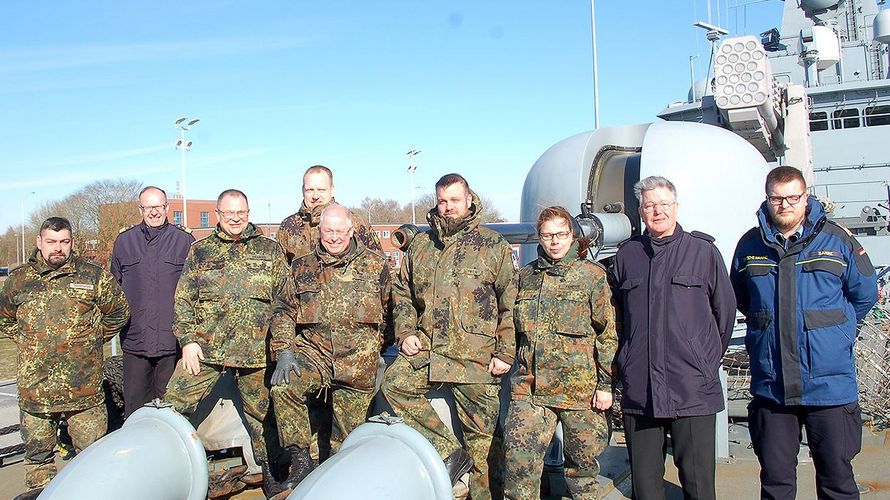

{"left": 111, "top": 186, "right": 194, "bottom": 417}
{"left": 610, "top": 176, "right": 736, "bottom": 500}
{"left": 731, "top": 166, "right": 878, "bottom": 500}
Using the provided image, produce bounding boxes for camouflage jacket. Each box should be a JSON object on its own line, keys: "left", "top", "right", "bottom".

{"left": 511, "top": 247, "right": 617, "bottom": 410}
{"left": 0, "top": 251, "right": 130, "bottom": 413}
{"left": 174, "top": 223, "right": 288, "bottom": 368}
{"left": 271, "top": 238, "right": 392, "bottom": 392}
{"left": 393, "top": 193, "right": 517, "bottom": 384}
{"left": 277, "top": 200, "right": 382, "bottom": 264}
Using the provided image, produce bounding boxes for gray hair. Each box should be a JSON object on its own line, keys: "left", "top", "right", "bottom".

{"left": 319, "top": 203, "right": 354, "bottom": 228}
{"left": 633, "top": 176, "right": 677, "bottom": 203}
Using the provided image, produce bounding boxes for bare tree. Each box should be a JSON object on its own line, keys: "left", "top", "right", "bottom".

{"left": 23, "top": 178, "right": 143, "bottom": 266}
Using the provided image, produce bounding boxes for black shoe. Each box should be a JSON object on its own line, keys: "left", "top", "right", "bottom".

{"left": 443, "top": 448, "right": 474, "bottom": 486}
{"left": 13, "top": 488, "right": 43, "bottom": 500}
{"left": 280, "top": 446, "right": 316, "bottom": 491}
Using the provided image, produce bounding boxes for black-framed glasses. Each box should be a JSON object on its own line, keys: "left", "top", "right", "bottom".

{"left": 766, "top": 193, "right": 806, "bottom": 206}
{"left": 139, "top": 204, "right": 168, "bottom": 212}
{"left": 539, "top": 231, "right": 571, "bottom": 241}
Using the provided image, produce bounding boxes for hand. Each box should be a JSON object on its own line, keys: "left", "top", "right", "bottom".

{"left": 181, "top": 343, "right": 204, "bottom": 376}
{"left": 488, "top": 357, "right": 511, "bottom": 376}
{"left": 594, "top": 390, "right": 613, "bottom": 410}
{"left": 271, "top": 350, "right": 301, "bottom": 386}
{"left": 400, "top": 335, "right": 423, "bottom": 356}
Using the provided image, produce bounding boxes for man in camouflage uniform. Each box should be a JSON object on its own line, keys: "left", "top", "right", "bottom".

{"left": 381, "top": 173, "right": 517, "bottom": 500}
{"left": 504, "top": 206, "right": 617, "bottom": 500}
{"left": 164, "top": 189, "right": 288, "bottom": 491}
{"left": 0, "top": 217, "right": 129, "bottom": 499}
{"left": 276, "top": 164, "right": 382, "bottom": 462}
{"left": 269, "top": 203, "right": 392, "bottom": 490}
{"left": 277, "top": 165, "right": 381, "bottom": 264}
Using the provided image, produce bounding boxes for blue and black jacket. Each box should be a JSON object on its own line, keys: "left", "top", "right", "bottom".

{"left": 730, "top": 198, "right": 878, "bottom": 406}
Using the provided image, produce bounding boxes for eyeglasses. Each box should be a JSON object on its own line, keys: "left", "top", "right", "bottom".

{"left": 216, "top": 210, "right": 249, "bottom": 220}
{"left": 139, "top": 204, "right": 168, "bottom": 212}
{"left": 539, "top": 231, "right": 571, "bottom": 241}
{"left": 321, "top": 228, "right": 352, "bottom": 238}
{"left": 641, "top": 201, "right": 676, "bottom": 213}
{"left": 766, "top": 193, "right": 806, "bottom": 206}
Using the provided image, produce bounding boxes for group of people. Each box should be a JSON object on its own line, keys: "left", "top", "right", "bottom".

{"left": 0, "top": 163, "right": 878, "bottom": 500}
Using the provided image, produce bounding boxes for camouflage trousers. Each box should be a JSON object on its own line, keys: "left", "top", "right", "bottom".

{"left": 270, "top": 354, "right": 372, "bottom": 455}
{"left": 164, "top": 362, "right": 274, "bottom": 465}
{"left": 20, "top": 403, "right": 107, "bottom": 488}
{"left": 503, "top": 398, "right": 610, "bottom": 500}
{"left": 381, "top": 355, "right": 504, "bottom": 500}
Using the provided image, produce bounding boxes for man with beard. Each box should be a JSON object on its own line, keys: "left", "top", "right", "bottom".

{"left": 731, "top": 166, "right": 878, "bottom": 499}
{"left": 0, "top": 217, "right": 130, "bottom": 500}
{"left": 269, "top": 203, "right": 392, "bottom": 491}
{"left": 381, "top": 173, "right": 517, "bottom": 500}
{"left": 111, "top": 186, "right": 194, "bottom": 418}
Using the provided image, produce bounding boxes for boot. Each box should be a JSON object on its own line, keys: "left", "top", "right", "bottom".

{"left": 280, "top": 446, "right": 316, "bottom": 490}
{"left": 13, "top": 488, "right": 44, "bottom": 500}
{"left": 443, "top": 448, "right": 474, "bottom": 486}
{"left": 262, "top": 461, "right": 285, "bottom": 498}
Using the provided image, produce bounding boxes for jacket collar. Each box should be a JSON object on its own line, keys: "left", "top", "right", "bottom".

{"left": 643, "top": 223, "right": 684, "bottom": 248}
{"left": 427, "top": 190, "right": 483, "bottom": 240}
{"left": 755, "top": 196, "right": 825, "bottom": 246}
{"left": 316, "top": 236, "right": 363, "bottom": 268}
{"left": 214, "top": 222, "right": 259, "bottom": 242}
{"left": 298, "top": 199, "right": 337, "bottom": 227}
{"left": 533, "top": 240, "right": 580, "bottom": 276}
{"left": 29, "top": 248, "right": 77, "bottom": 276}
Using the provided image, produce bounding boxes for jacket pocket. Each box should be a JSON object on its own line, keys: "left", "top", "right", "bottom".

{"left": 744, "top": 310, "right": 775, "bottom": 382}
{"left": 295, "top": 285, "right": 321, "bottom": 323}
{"left": 803, "top": 308, "right": 852, "bottom": 378}
{"left": 801, "top": 259, "right": 845, "bottom": 277}
{"left": 353, "top": 279, "right": 383, "bottom": 324}
{"left": 514, "top": 289, "right": 537, "bottom": 334}
{"left": 554, "top": 288, "right": 591, "bottom": 337}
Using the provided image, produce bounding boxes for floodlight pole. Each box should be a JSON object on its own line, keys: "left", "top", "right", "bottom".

{"left": 175, "top": 117, "right": 200, "bottom": 228}
{"left": 20, "top": 191, "right": 35, "bottom": 264}
{"left": 407, "top": 150, "right": 421, "bottom": 225}
{"left": 590, "top": 0, "right": 600, "bottom": 129}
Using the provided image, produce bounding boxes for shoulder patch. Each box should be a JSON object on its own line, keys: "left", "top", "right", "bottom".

{"left": 511, "top": 250, "right": 520, "bottom": 271}
{"left": 175, "top": 224, "right": 192, "bottom": 234}
{"left": 118, "top": 224, "right": 135, "bottom": 234}
{"left": 690, "top": 230, "right": 716, "bottom": 243}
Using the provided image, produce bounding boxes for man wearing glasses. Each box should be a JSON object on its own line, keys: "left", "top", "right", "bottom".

{"left": 609, "top": 176, "right": 736, "bottom": 500}
{"left": 164, "top": 189, "right": 289, "bottom": 493}
{"left": 111, "top": 186, "right": 194, "bottom": 418}
{"left": 268, "top": 203, "right": 392, "bottom": 491}
{"left": 730, "top": 166, "right": 877, "bottom": 499}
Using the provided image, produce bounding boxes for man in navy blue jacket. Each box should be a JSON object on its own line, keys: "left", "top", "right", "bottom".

{"left": 111, "top": 186, "right": 194, "bottom": 417}
{"left": 731, "top": 166, "right": 878, "bottom": 500}
{"left": 610, "top": 176, "right": 736, "bottom": 500}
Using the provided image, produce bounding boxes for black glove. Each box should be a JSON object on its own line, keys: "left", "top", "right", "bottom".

{"left": 271, "top": 350, "right": 301, "bottom": 386}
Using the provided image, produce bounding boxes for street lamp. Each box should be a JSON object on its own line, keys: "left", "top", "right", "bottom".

{"left": 174, "top": 117, "right": 200, "bottom": 228}
{"left": 20, "top": 191, "right": 35, "bottom": 264}
{"left": 407, "top": 150, "right": 421, "bottom": 225}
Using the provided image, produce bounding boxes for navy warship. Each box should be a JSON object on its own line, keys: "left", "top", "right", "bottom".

{"left": 2, "top": 1, "right": 889, "bottom": 498}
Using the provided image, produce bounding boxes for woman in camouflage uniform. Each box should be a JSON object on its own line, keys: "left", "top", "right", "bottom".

{"left": 504, "top": 206, "right": 618, "bottom": 500}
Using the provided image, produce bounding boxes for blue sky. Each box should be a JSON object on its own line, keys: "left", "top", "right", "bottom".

{"left": 1, "top": 1, "right": 784, "bottom": 231}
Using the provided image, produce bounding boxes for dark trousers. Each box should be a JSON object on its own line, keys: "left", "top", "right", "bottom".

{"left": 623, "top": 413, "right": 716, "bottom": 500}
{"left": 123, "top": 351, "right": 178, "bottom": 418}
{"left": 748, "top": 396, "right": 862, "bottom": 500}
